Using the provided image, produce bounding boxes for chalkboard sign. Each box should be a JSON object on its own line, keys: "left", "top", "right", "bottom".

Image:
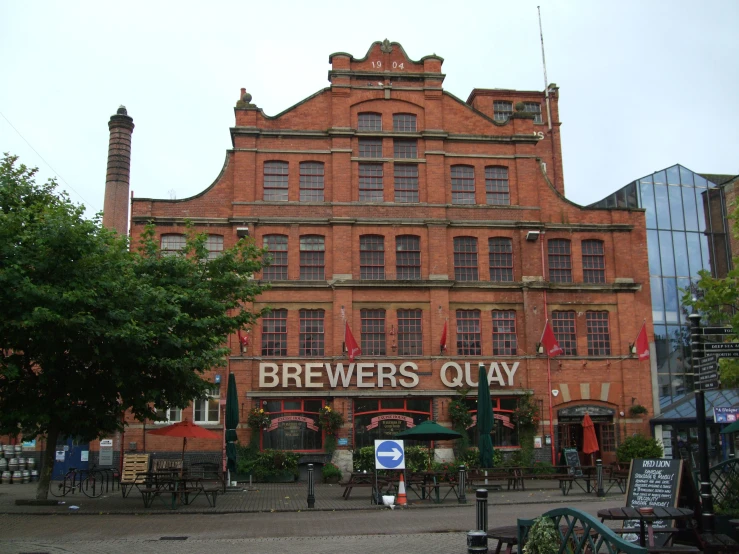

{"left": 624, "top": 458, "right": 683, "bottom": 547}
{"left": 563, "top": 447, "right": 583, "bottom": 477}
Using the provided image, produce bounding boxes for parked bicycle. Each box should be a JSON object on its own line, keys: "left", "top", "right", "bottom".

{"left": 48, "top": 464, "right": 118, "bottom": 498}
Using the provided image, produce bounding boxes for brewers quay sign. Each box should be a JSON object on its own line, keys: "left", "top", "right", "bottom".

{"left": 258, "top": 361, "right": 519, "bottom": 389}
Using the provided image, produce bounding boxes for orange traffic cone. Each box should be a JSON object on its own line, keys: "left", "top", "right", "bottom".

{"left": 396, "top": 473, "right": 407, "bottom": 506}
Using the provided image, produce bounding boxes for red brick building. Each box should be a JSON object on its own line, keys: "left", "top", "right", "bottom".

{"left": 119, "top": 40, "right": 653, "bottom": 471}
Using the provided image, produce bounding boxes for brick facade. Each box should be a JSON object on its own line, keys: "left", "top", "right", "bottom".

{"left": 121, "top": 41, "right": 653, "bottom": 466}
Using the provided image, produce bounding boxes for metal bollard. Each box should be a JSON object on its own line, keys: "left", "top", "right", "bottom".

{"left": 596, "top": 459, "right": 605, "bottom": 497}
{"left": 475, "top": 489, "right": 488, "bottom": 532}
{"left": 467, "top": 530, "right": 488, "bottom": 553}
{"left": 458, "top": 465, "right": 467, "bottom": 504}
{"left": 307, "top": 463, "right": 315, "bottom": 509}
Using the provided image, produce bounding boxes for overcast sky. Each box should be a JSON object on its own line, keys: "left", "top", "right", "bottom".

{"left": 2, "top": 0, "right": 737, "bottom": 218}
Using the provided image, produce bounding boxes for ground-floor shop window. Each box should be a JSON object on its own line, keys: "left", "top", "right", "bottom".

{"left": 261, "top": 398, "right": 324, "bottom": 451}
{"left": 353, "top": 398, "right": 431, "bottom": 449}
{"left": 463, "top": 396, "right": 519, "bottom": 447}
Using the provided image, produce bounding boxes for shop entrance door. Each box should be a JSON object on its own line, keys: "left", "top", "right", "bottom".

{"left": 51, "top": 436, "right": 89, "bottom": 479}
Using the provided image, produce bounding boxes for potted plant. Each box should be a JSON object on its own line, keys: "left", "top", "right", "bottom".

{"left": 523, "top": 516, "right": 560, "bottom": 554}
{"left": 629, "top": 404, "right": 648, "bottom": 416}
{"left": 318, "top": 404, "right": 344, "bottom": 453}
{"left": 321, "top": 462, "right": 342, "bottom": 484}
{"left": 616, "top": 434, "right": 663, "bottom": 463}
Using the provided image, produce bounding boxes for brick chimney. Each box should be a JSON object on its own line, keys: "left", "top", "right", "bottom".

{"left": 102, "top": 106, "right": 135, "bottom": 235}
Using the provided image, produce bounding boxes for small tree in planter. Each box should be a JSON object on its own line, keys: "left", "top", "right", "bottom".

{"left": 322, "top": 462, "right": 342, "bottom": 483}
{"left": 616, "top": 434, "right": 663, "bottom": 463}
{"left": 319, "top": 404, "right": 344, "bottom": 453}
{"left": 523, "top": 516, "right": 560, "bottom": 554}
{"left": 247, "top": 407, "right": 270, "bottom": 447}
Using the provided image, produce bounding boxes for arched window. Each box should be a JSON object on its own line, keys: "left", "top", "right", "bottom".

{"left": 582, "top": 240, "right": 605, "bottom": 283}
{"left": 552, "top": 311, "right": 577, "bottom": 356}
{"left": 299, "top": 309, "right": 324, "bottom": 356}
{"left": 361, "top": 309, "right": 386, "bottom": 355}
{"left": 586, "top": 311, "right": 611, "bottom": 356}
{"left": 492, "top": 311, "right": 517, "bottom": 355}
{"left": 396, "top": 235, "right": 421, "bottom": 280}
{"left": 489, "top": 237, "right": 513, "bottom": 282}
{"left": 451, "top": 165, "right": 475, "bottom": 205}
{"left": 548, "top": 239, "right": 572, "bottom": 283}
{"left": 264, "top": 161, "right": 288, "bottom": 201}
{"left": 454, "top": 237, "right": 479, "bottom": 281}
{"left": 261, "top": 309, "right": 288, "bottom": 356}
{"left": 360, "top": 235, "right": 385, "bottom": 280}
{"left": 397, "top": 309, "right": 422, "bottom": 356}
{"left": 456, "top": 309, "right": 481, "bottom": 356}
{"left": 263, "top": 235, "right": 288, "bottom": 280}
{"left": 299, "top": 235, "right": 325, "bottom": 280}
{"left": 160, "top": 234, "right": 185, "bottom": 257}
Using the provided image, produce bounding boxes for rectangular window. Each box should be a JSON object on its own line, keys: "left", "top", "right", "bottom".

{"left": 361, "top": 309, "right": 386, "bottom": 356}
{"left": 205, "top": 235, "right": 223, "bottom": 260}
{"left": 493, "top": 101, "right": 513, "bottom": 122}
{"left": 358, "top": 112, "right": 382, "bottom": 131}
{"left": 492, "top": 311, "right": 517, "bottom": 355}
{"left": 548, "top": 239, "right": 572, "bottom": 283}
{"left": 359, "top": 138, "right": 382, "bottom": 158}
{"left": 299, "top": 162, "right": 324, "bottom": 202}
{"left": 194, "top": 387, "right": 220, "bottom": 424}
{"left": 360, "top": 235, "right": 385, "bottom": 280}
{"left": 394, "top": 164, "right": 418, "bottom": 203}
{"left": 261, "top": 309, "right": 288, "bottom": 356}
{"left": 451, "top": 165, "right": 475, "bottom": 205}
{"left": 485, "top": 166, "right": 510, "bottom": 205}
{"left": 359, "top": 164, "right": 383, "bottom": 202}
{"left": 299, "top": 236, "right": 325, "bottom": 280}
{"left": 582, "top": 240, "right": 606, "bottom": 284}
{"left": 456, "top": 310, "right": 481, "bottom": 356}
{"left": 161, "top": 234, "right": 186, "bottom": 257}
{"left": 586, "top": 311, "right": 611, "bottom": 356}
{"left": 552, "top": 311, "right": 577, "bottom": 356}
{"left": 600, "top": 423, "right": 616, "bottom": 452}
{"left": 393, "top": 113, "right": 417, "bottom": 132}
{"left": 489, "top": 238, "right": 513, "bottom": 282}
{"left": 263, "top": 235, "right": 288, "bottom": 280}
{"left": 299, "top": 309, "right": 324, "bottom": 356}
{"left": 155, "top": 407, "right": 182, "bottom": 423}
{"left": 396, "top": 235, "right": 421, "bottom": 280}
{"left": 454, "top": 237, "right": 479, "bottom": 281}
{"left": 261, "top": 399, "right": 323, "bottom": 451}
{"left": 524, "top": 102, "right": 543, "bottom": 124}
{"left": 397, "top": 309, "right": 422, "bottom": 356}
{"left": 393, "top": 140, "right": 417, "bottom": 159}
{"left": 264, "top": 161, "right": 289, "bottom": 201}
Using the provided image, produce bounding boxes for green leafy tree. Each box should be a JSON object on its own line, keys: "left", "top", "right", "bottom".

{"left": 682, "top": 200, "right": 739, "bottom": 386}
{"left": 616, "top": 434, "right": 664, "bottom": 463}
{"left": 0, "top": 154, "right": 269, "bottom": 499}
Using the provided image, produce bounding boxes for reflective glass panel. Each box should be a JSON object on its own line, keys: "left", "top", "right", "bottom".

{"left": 673, "top": 232, "right": 689, "bottom": 276}
{"left": 697, "top": 189, "right": 708, "bottom": 232}
{"left": 677, "top": 278, "right": 690, "bottom": 323}
{"left": 640, "top": 181, "right": 657, "bottom": 229}
{"left": 655, "top": 185, "right": 670, "bottom": 229}
{"left": 694, "top": 174, "right": 708, "bottom": 188}
{"left": 666, "top": 166, "right": 680, "bottom": 184}
{"left": 653, "top": 170, "right": 666, "bottom": 185}
{"left": 658, "top": 373, "right": 672, "bottom": 408}
{"left": 701, "top": 232, "right": 711, "bottom": 272}
{"left": 686, "top": 233, "right": 703, "bottom": 277}
{"left": 659, "top": 231, "right": 675, "bottom": 275}
{"left": 647, "top": 230, "right": 662, "bottom": 276}
{"left": 663, "top": 278, "right": 679, "bottom": 323}
{"left": 668, "top": 186, "right": 685, "bottom": 230}
{"left": 654, "top": 324, "right": 669, "bottom": 371}
{"left": 682, "top": 187, "right": 699, "bottom": 232}
{"left": 666, "top": 324, "right": 687, "bottom": 375}
{"left": 651, "top": 277, "right": 665, "bottom": 323}
{"left": 679, "top": 166, "right": 694, "bottom": 186}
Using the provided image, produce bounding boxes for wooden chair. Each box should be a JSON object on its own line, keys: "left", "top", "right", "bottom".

{"left": 120, "top": 453, "right": 150, "bottom": 498}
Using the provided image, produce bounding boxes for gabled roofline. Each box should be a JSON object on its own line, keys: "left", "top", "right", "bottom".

{"left": 328, "top": 41, "right": 443, "bottom": 64}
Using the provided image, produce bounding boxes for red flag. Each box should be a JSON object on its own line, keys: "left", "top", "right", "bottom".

{"left": 635, "top": 322, "right": 650, "bottom": 361}
{"left": 237, "top": 329, "right": 249, "bottom": 350}
{"left": 440, "top": 320, "right": 448, "bottom": 353}
{"left": 345, "top": 322, "right": 361, "bottom": 362}
{"left": 540, "top": 320, "right": 563, "bottom": 357}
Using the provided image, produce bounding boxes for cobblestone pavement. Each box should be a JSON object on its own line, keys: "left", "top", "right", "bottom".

{"left": 0, "top": 481, "right": 622, "bottom": 554}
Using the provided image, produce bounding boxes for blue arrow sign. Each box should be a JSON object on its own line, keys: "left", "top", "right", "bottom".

{"left": 375, "top": 440, "right": 405, "bottom": 470}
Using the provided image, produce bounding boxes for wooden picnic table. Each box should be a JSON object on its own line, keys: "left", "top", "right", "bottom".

{"left": 135, "top": 471, "right": 219, "bottom": 509}
{"left": 341, "top": 472, "right": 392, "bottom": 503}
{"left": 597, "top": 506, "right": 695, "bottom": 549}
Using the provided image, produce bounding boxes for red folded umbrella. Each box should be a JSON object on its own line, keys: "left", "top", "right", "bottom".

{"left": 582, "top": 412, "right": 599, "bottom": 463}
{"left": 148, "top": 419, "right": 221, "bottom": 463}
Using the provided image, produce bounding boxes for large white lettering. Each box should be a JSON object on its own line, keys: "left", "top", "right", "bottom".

{"left": 258, "top": 361, "right": 519, "bottom": 389}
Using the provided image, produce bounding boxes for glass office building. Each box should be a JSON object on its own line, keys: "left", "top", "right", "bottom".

{"left": 590, "top": 164, "right": 732, "bottom": 409}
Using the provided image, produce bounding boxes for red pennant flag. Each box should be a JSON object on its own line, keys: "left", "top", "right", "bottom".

{"left": 540, "top": 320, "right": 563, "bottom": 357}
{"left": 440, "top": 320, "right": 448, "bottom": 354}
{"left": 237, "top": 329, "right": 249, "bottom": 349}
{"left": 345, "top": 322, "right": 361, "bottom": 362}
{"left": 635, "top": 322, "right": 650, "bottom": 361}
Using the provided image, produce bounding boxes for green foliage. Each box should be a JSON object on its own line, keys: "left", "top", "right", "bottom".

{"left": 247, "top": 408, "right": 270, "bottom": 429}
{"left": 235, "top": 446, "right": 299, "bottom": 481}
{"left": 616, "top": 434, "right": 664, "bottom": 463}
{"left": 352, "top": 446, "right": 376, "bottom": 472}
{"left": 514, "top": 394, "right": 541, "bottom": 430}
{"left": 0, "top": 154, "right": 269, "bottom": 499}
{"left": 523, "top": 516, "right": 560, "bottom": 554}
{"left": 716, "top": 473, "right": 739, "bottom": 517}
{"left": 531, "top": 461, "right": 557, "bottom": 475}
{"left": 629, "top": 404, "right": 648, "bottom": 416}
{"left": 458, "top": 447, "right": 502, "bottom": 468}
{"left": 321, "top": 462, "right": 342, "bottom": 480}
{"left": 449, "top": 390, "right": 473, "bottom": 459}
{"left": 318, "top": 405, "right": 344, "bottom": 435}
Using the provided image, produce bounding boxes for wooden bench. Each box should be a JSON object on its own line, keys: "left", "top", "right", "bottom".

{"left": 466, "top": 468, "right": 510, "bottom": 491}
{"left": 153, "top": 458, "right": 184, "bottom": 474}
{"left": 119, "top": 453, "right": 150, "bottom": 498}
{"left": 698, "top": 532, "right": 739, "bottom": 554}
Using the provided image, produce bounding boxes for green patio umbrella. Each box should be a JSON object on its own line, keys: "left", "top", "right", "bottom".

{"left": 477, "top": 363, "right": 495, "bottom": 468}
{"left": 225, "top": 373, "right": 239, "bottom": 475}
{"left": 395, "top": 420, "right": 462, "bottom": 469}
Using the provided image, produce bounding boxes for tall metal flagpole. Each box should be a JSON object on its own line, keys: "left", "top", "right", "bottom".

{"left": 538, "top": 6, "right": 553, "bottom": 132}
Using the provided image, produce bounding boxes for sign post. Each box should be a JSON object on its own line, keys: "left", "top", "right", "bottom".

{"left": 689, "top": 311, "right": 715, "bottom": 531}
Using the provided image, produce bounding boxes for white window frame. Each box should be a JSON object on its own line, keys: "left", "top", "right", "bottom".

{"left": 194, "top": 387, "right": 220, "bottom": 424}
{"left": 155, "top": 407, "right": 183, "bottom": 423}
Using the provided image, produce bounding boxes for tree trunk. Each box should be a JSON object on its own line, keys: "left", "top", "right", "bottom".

{"left": 35, "top": 423, "right": 60, "bottom": 500}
